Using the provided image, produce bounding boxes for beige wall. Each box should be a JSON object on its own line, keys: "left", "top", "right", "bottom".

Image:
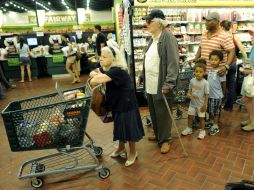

{"left": 2, "top": 10, "right": 113, "bottom": 26}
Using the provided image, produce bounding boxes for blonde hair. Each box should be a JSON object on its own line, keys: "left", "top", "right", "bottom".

{"left": 107, "top": 33, "right": 113, "bottom": 40}
{"left": 101, "top": 46, "right": 128, "bottom": 71}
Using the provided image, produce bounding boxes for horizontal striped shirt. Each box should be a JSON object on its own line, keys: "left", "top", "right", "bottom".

{"left": 200, "top": 29, "right": 235, "bottom": 72}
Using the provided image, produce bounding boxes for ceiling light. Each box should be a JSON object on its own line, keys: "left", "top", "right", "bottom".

{"left": 5, "top": 3, "right": 9, "bottom": 6}
{"left": 48, "top": 2, "right": 51, "bottom": 5}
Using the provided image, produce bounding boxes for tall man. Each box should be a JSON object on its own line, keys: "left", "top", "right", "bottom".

{"left": 139, "top": 9, "right": 179, "bottom": 154}
{"left": 94, "top": 25, "right": 106, "bottom": 57}
{"left": 193, "top": 12, "right": 235, "bottom": 78}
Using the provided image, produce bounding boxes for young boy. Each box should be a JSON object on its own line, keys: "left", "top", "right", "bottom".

{"left": 182, "top": 60, "right": 209, "bottom": 139}
{"left": 207, "top": 50, "right": 226, "bottom": 135}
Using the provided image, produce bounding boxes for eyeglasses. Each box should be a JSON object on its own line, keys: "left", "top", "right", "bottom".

{"left": 146, "top": 20, "right": 154, "bottom": 25}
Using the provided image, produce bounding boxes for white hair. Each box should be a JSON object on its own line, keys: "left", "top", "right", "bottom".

{"left": 101, "top": 46, "right": 128, "bottom": 71}
{"left": 153, "top": 18, "right": 168, "bottom": 28}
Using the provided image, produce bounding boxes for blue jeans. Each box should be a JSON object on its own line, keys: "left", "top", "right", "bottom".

{"left": 224, "top": 62, "right": 236, "bottom": 110}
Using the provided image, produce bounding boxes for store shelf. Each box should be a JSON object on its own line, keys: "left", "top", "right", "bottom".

{"left": 236, "top": 19, "right": 254, "bottom": 22}
{"left": 133, "top": 35, "right": 151, "bottom": 38}
{"left": 134, "top": 45, "right": 147, "bottom": 48}
{"left": 167, "top": 21, "right": 188, "bottom": 24}
{"left": 237, "top": 29, "right": 253, "bottom": 31}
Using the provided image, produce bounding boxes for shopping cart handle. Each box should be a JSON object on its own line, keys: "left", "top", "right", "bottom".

{"left": 86, "top": 78, "right": 102, "bottom": 94}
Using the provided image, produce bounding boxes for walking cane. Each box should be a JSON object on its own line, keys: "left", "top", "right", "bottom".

{"left": 162, "top": 94, "right": 189, "bottom": 158}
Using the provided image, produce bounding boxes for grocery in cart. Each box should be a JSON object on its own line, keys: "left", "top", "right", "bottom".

{"left": 1, "top": 81, "right": 110, "bottom": 188}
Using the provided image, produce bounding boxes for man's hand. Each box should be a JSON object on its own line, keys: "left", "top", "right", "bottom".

{"left": 200, "top": 104, "right": 207, "bottom": 113}
{"left": 240, "top": 68, "right": 252, "bottom": 75}
{"left": 218, "top": 66, "right": 227, "bottom": 76}
{"left": 187, "top": 92, "right": 192, "bottom": 99}
{"left": 162, "top": 88, "right": 170, "bottom": 94}
{"left": 188, "top": 58, "right": 197, "bottom": 63}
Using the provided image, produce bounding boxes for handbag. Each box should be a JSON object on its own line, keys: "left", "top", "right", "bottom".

{"left": 242, "top": 73, "right": 254, "bottom": 97}
{"left": 91, "top": 87, "right": 107, "bottom": 116}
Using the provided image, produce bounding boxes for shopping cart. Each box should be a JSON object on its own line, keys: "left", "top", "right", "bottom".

{"left": 174, "top": 64, "right": 194, "bottom": 119}
{"left": 1, "top": 80, "right": 110, "bottom": 188}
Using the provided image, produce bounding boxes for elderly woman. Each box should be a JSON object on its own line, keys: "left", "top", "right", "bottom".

{"left": 137, "top": 9, "right": 179, "bottom": 154}
{"left": 90, "top": 46, "right": 144, "bottom": 167}
{"left": 240, "top": 29, "right": 254, "bottom": 132}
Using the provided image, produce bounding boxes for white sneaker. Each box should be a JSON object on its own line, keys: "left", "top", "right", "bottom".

{"left": 182, "top": 127, "right": 193, "bottom": 136}
{"left": 198, "top": 130, "right": 206, "bottom": 139}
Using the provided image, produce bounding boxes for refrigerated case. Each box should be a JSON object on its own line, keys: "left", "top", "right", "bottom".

{"left": 128, "top": 4, "right": 254, "bottom": 101}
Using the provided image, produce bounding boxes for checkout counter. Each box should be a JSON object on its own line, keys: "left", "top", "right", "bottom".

{"left": 0, "top": 43, "right": 97, "bottom": 79}
{"left": 0, "top": 49, "right": 38, "bottom": 80}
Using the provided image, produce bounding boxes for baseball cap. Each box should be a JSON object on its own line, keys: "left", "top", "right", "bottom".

{"left": 202, "top": 12, "right": 220, "bottom": 21}
{"left": 248, "top": 29, "right": 254, "bottom": 36}
{"left": 142, "top": 9, "right": 165, "bottom": 20}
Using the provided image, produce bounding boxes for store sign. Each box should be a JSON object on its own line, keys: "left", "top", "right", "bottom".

{"left": 29, "top": 15, "right": 77, "bottom": 24}
{"left": 36, "top": 32, "right": 44, "bottom": 37}
{"left": 33, "top": 27, "right": 44, "bottom": 32}
{"left": 134, "top": 0, "right": 254, "bottom": 6}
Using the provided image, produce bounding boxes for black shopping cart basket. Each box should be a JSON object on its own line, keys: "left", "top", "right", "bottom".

{"left": 1, "top": 81, "right": 110, "bottom": 188}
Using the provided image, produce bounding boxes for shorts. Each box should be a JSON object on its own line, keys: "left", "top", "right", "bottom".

{"left": 66, "top": 55, "right": 76, "bottom": 64}
{"left": 208, "top": 98, "right": 222, "bottom": 116}
{"left": 20, "top": 57, "right": 31, "bottom": 66}
{"left": 188, "top": 105, "right": 205, "bottom": 118}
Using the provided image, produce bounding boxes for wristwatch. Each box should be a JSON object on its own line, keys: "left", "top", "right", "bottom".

{"left": 224, "top": 65, "right": 230, "bottom": 70}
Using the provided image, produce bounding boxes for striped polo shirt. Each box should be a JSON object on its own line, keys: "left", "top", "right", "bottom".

{"left": 200, "top": 29, "right": 235, "bottom": 72}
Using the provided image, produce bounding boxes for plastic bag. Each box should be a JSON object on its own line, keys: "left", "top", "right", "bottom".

{"left": 242, "top": 74, "right": 254, "bottom": 97}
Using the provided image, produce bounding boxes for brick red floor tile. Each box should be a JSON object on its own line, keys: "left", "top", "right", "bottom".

{"left": 0, "top": 76, "right": 254, "bottom": 190}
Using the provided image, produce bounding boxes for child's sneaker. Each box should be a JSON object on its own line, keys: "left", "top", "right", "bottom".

{"left": 198, "top": 129, "right": 206, "bottom": 139}
{"left": 209, "top": 127, "right": 220, "bottom": 136}
{"left": 181, "top": 127, "right": 193, "bottom": 136}
{"left": 205, "top": 120, "right": 213, "bottom": 129}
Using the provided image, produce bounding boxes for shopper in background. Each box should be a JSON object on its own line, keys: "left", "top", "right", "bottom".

{"left": 90, "top": 46, "right": 144, "bottom": 167}
{"left": 106, "top": 33, "right": 119, "bottom": 49}
{"left": 182, "top": 61, "right": 209, "bottom": 139}
{"left": 240, "top": 29, "right": 254, "bottom": 132}
{"left": 220, "top": 20, "right": 248, "bottom": 112}
{"left": 61, "top": 34, "right": 80, "bottom": 84}
{"left": 86, "top": 36, "right": 96, "bottom": 53}
{"left": 94, "top": 25, "right": 106, "bottom": 57}
{"left": 192, "top": 12, "right": 235, "bottom": 85}
{"left": 16, "top": 37, "right": 32, "bottom": 82}
{"left": 0, "top": 65, "right": 16, "bottom": 90}
{"left": 138, "top": 9, "right": 179, "bottom": 154}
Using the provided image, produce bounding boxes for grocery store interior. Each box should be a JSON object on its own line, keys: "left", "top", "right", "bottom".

{"left": 0, "top": 0, "right": 254, "bottom": 189}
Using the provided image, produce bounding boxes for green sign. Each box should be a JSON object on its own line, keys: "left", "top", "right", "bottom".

{"left": 52, "top": 54, "right": 64, "bottom": 63}
{"left": 8, "top": 58, "right": 20, "bottom": 66}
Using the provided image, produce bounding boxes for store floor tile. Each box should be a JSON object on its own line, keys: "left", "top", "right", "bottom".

{"left": 0, "top": 75, "right": 253, "bottom": 190}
